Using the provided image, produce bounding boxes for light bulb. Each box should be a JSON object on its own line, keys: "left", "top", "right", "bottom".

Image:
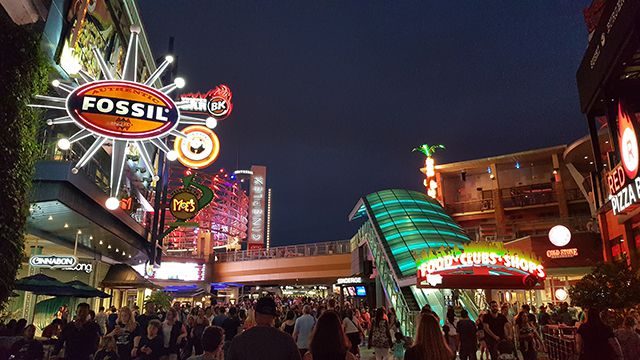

{"left": 166, "top": 150, "right": 178, "bottom": 161}
{"left": 51, "top": 80, "right": 61, "bottom": 87}
{"left": 174, "top": 77, "right": 185, "bottom": 89}
{"left": 57, "top": 138, "right": 71, "bottom": 151}
{"left": 205, "top": 117, "right": 218, "bottom": 129}
{"left": 105, "top": 197, "right": 120, "bottom": 210}
{"left": 165, "top": 55, "right": 174, "bottom": 63}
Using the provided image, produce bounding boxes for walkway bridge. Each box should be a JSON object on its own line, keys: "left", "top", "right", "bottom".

{"left": 210, "top": 240, "right": 353, "bottom": 284}
{"left": 350, "top": 189, "right": 483, "bottom": 336}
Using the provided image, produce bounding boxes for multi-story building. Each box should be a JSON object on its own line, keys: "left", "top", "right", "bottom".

{"left": 3, "top": 0, "right": 164, "bottom": 323}
{"left": 431, "top": 145, "right": 603, "bottom": 304}
{"left": 575, "top": 0, "right": 640, "bottom": 270}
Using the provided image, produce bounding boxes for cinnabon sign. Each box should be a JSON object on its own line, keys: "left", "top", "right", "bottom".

{"left": 66, "top": 80, "right": 179, "bottom": 139}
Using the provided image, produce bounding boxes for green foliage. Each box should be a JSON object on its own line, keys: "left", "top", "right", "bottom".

{"left": 0, "top": 19, "right": 50, "bottom": 308}
{"left": 412, "top": 144, "right": 445, "bottom": 157}
{"left": 568, "top": 261, "right": 640, "bottom": 310}
{"left": 145, "top": 290, "right": 173, "bottom": 311}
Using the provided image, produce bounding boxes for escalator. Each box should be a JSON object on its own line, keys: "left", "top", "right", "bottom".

{"left": 349, "top": 189, "right": 487, "bottom": 336}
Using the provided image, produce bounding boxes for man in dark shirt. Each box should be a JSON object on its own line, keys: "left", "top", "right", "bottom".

{"left": 229, "top": 297, "right": 300, "bottom": 360}
{"left": 107, "top": 306, "right": 118, "bottom": 333}
{"left": 483, "top": 301, "right": 509, "bottom": 360}
{"left": 538, "top": 305, "right": 551, "bottom": 326}
{"left": 222, "top": 307, "right": 242, "bottom": 358}
{"left": 53, "top": 303, "right": 101, "bottom": 360}
{"left": 136, "top": 302, "right": 159, "bottom": 334}
{"left": 456, "top": 309, "right": 477, "bottom": 360}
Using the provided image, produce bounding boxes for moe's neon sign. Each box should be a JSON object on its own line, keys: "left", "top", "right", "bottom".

{"left": 607, "top": 101, "right": 640, "bottom": 215}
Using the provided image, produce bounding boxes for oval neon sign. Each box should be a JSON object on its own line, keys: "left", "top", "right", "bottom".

{"left": 66, "top": 80, "right": 179, "bottom": 139}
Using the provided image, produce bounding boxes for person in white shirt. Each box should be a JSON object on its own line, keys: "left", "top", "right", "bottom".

{"left": 293, "top": 305, "right": 316, "bottom": 358}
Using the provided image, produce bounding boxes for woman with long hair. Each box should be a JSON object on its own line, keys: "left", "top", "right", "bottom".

{"left": 405, "top": 313, "right": 453, "bottom": 360}
{"left": 303, "top": 311, "right": 356, "bottom": 360}
{"left": 576, "top": 308, "right": 623, "bottom": 360}
{"left": 280, "top": 310, "right": 296, "bottom": 335}
{"left": 343, "top": 308, "right": 364, "bottom": 357}
{"left": 107, "top": 306, "right": 139, "bottom": 360}
{"left": 191, "top": 307, "right": 210, "bottom": 355}
{"left": 160, "top": 307, "right": 188, "bottom": 360}
{"left": 368, "top": 307, "right": 393, "bottom": 360}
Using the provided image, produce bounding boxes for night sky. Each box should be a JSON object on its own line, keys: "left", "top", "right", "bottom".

{"left": 138, "top": 1, "right": 592, "bottom": 246}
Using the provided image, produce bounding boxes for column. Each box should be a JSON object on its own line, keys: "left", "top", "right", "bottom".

{"left": 598, "top": 213, "right": 614, "bottom": 262}
{"left": 623, "top": 222, "right": 638, "bottom": 269}
{"left": 375, "top": 276, "right": 384, "bottom": 309}
{"left": 552, "top": 154, "right": 570, "bottom": 219}
{"left": 490, "top": 163, "right": 506, "bottom": 237}
{"left": 22, "top": 246, "right": 43, "bottom": 321}
{"left": 112, "top": 289, "right": 121, "bottom": 309}
{"left": 136, "top": 288, "right": 146, "bottom": 309}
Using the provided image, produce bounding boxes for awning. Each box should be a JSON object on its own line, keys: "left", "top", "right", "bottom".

{"left": 163, "top": 285, "right": 209, "bottom": 298}
{"left": 101, "top": 264, "right": 160, "bottom": 289}
{"left": 65, "top": 280, "right": 111, "bottom": 298}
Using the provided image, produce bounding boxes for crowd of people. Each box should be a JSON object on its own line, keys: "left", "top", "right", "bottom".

{"left": 1, "top": 296, "right": 640, "bottom": 360}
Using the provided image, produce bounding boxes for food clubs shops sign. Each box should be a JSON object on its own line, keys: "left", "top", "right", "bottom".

{"left": 607, "top": 102, "right": 640, "bottom": 215}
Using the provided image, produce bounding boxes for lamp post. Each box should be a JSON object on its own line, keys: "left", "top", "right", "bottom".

{"left": 413, "top": 144, "right": 445, "bottom": 199}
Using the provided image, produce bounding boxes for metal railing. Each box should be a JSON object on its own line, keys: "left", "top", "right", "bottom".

{"left": 215, "top": 240, "right": 351, "bottom": 262}
{"left": 444, "top": 184, "right": 586, "bottom": 215}
{"left": 354, "top": 221, "right": 418, "bottom": 337}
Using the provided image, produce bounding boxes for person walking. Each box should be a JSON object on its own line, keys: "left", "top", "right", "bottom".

{"left": 615, "top": 316, "right": 640, "bottom": 360}
{"left": 303, "top": 311, "right": 357, "bottom": 360}
{"left": 482, "top": 301, "right": 509, "bottom": 360}
{"left": 107, "top": 306, "right": 140, "bottom": 360}
{"left": 191, "top": 308, "right": 210, "bottom": 355}
{"left": 187, "top": 326, "right": 225, "bottom": 360}
{"left": 222, "top": 307, "right": 242, "bottom": 358}
{"left": 280, "top": 310, "right": 297, "bottom": 336}
{"left": 457, "top": 309, "right": 477, "bottom": 360}
{"left": 293, "top": 305, "right": 316, "bottom": 358}
{"left": 52, "top": 303, "right": 101, "bottom": 360}
{"left": 228, "top": 297, "right": 301, "bottom": 360}
{"left": 343, "top": 308, "right": 364, "bottom": 357}
{"left": 404, "top": 313, "right": 452, "bottom": 360}
{"left": 160, "top": 308, "right": 187, "bottom": 360}
{"left": 515, "top": 311, "right": 543, "bottom": 360}
{"left": 96, "top": 306, "right": 108, "bottom": 336}
{"left": 9, "top": 324, "right": 43, "bottom": 360}
{"left": 368, "top": 308, "right": 393, "bottom": 360}
{"left": 576, "top": 308, "right": 623, "bottom": 360}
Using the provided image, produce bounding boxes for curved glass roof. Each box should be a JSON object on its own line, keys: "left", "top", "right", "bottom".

{"left": 350, "top": 189, "right": 471, "bottom": 279}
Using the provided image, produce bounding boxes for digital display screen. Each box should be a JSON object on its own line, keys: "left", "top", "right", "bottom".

{"left": 355, "top": 286, "right": 366, "bottom": 297}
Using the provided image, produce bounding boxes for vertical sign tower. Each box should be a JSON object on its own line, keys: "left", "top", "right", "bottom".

{"left": 248, "top": 166, "right": 267, "bottom": 249}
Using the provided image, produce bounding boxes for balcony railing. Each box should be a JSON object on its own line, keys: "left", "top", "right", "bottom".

{"left": 445, "top": 184, "right": 586, "bottom": 214}
{"left": 215, "top": 240, "right": 352, "bottom": 262}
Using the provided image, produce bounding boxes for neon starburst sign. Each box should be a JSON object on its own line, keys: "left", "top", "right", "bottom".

{"left": 31, "top": 26, "right": 217, "bottom": 210}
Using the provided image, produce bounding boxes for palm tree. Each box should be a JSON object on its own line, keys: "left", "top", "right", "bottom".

{"left": 412, "top": 144, "right": 445, "bottom": 157}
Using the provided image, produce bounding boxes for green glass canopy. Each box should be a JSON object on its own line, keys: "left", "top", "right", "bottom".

{"left": 350, "top": 189, "right": 471, "bottom": 279}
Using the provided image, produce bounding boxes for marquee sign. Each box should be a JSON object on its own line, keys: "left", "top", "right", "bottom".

{"left": 30, "top": 26, "right": 217, "bottom": 210}
{"left": 66, "top": 80, "right": 180, "bottom": 139}
{"left": 607, "top": 101, "right": 640, "bottom": 215}
{"left": 168, "top": 175, "right": 214, "bottom": 221}
{"left": 416, "top": 242, "right": 545, "bottom": 289}
{"left": 174, "top": 125, "right": 220, "bottom": 169}
{"left": 545, "top": 248, "right": 579, "bottom": 259}
{"left": 179, "top": 85, "right": 234, "bottom": 121}
{"left": 29, "top": 255, "right": 78, "bottom": 269}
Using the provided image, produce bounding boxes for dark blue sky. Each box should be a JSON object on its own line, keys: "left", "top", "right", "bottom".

{"left": 138, "top": 1, "right": 592, "bottom": 246}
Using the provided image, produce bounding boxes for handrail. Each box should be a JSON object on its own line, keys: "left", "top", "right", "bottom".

{"left": 215, "top": 240, "right": 351, "bottom": 262}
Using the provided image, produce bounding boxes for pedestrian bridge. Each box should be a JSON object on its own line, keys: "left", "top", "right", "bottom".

{"left": 209, "top": 240, "right": 354, "bottom": 285}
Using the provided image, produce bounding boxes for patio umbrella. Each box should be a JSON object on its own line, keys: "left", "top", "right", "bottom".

{"left": 14, "top": 274, "right": 78, "bottom": 296}
{"left": 65, "top": 280, "right": 111, "bottom": 298}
